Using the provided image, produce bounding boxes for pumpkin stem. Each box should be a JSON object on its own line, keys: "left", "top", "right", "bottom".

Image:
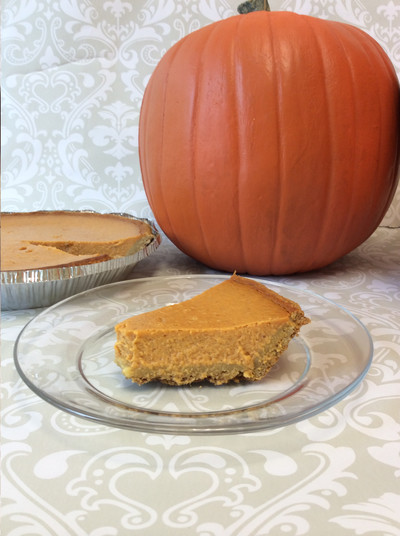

{"left": 237, "top": 0, "right": 271, "bottom": 13}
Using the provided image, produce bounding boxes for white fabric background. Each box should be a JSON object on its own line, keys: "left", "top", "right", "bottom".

{"left": 2, "top": 0, "right": 400, "bottom": 225}
{"left": 2, "top": 5, "right": 400, "bottom": 534}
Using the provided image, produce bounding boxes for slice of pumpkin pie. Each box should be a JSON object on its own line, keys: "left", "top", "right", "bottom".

{"left": 114, "top": 274, "right": 310, "bottom": 386}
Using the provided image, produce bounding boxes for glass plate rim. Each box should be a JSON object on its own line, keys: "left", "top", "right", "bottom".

{"left": 13, "top": 274, "right": 374, "bottom": 435}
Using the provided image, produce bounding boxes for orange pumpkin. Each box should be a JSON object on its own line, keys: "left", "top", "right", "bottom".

{"left": 139, "top": 10, "right": 400, "bottom": 275}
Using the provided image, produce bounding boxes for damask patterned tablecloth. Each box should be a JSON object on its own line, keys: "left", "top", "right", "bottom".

{"left": 1, "top": 227, "right": 399, "bottom": 536}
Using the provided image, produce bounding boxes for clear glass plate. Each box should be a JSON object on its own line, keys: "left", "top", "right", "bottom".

{"left": 14, "top": 275, "right": 373, "bottom": 434}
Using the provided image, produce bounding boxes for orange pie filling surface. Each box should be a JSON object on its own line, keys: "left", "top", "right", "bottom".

{"left": 1, "top": 211, "right": 155, "bottom": 271}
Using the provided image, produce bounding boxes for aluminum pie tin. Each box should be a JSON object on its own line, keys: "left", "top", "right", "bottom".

{"left": 1, "top": 211, "right": 161, "bottom": 310}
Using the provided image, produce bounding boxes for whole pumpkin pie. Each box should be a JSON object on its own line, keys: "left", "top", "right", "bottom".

{"left": 1, "top": 211, "right": 156, "bottom": 271}
{"left": 114, "top": 274, "right": 310, "bottom": 386}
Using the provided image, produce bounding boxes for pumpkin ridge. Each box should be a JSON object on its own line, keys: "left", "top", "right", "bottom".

{"left": 317, "top": 20, "right": 359, "bottom": 261}
{"left": 351, "top": 27, "right": 400, "bottom": 229}
{"left": 302, "top": 16, "right": 337, "bottom": 270}
{"left": 330, "top": 23, "right": 380, "bottom": 254}
{"left": 141, "top": 41, "right": 181, "bottom": 247}
{"left": 234, "top": 14, "right": 250, "bottom": 272}
{"left": 334, "top": 23, "right": 399, "bottom": 247}
{"left": 372, "top": 36, "right": 400, "bottom": 213}
{"left": 140, "top": 64, "right": 157, "bottom": 217}
{"left": 267, "top": 13, "right": 284, "bottom": 274}
{"left": 190, "top": 21, "right": 227, "bottom": 266}
{"left": 162, "top": 39, "right": 196, "bottom": 251}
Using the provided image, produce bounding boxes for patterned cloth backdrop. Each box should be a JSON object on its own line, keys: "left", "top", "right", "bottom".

{"left": 2, "top": 0, "right": 400, "bottom": 225}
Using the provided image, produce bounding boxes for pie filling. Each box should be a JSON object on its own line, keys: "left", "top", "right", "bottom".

{"left": 1, "top": 211, "right": 156, "bottom": 271}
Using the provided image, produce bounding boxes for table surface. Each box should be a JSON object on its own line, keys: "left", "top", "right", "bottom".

{"left": 2, "top": 227, "right": 400, "bottom": 536}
